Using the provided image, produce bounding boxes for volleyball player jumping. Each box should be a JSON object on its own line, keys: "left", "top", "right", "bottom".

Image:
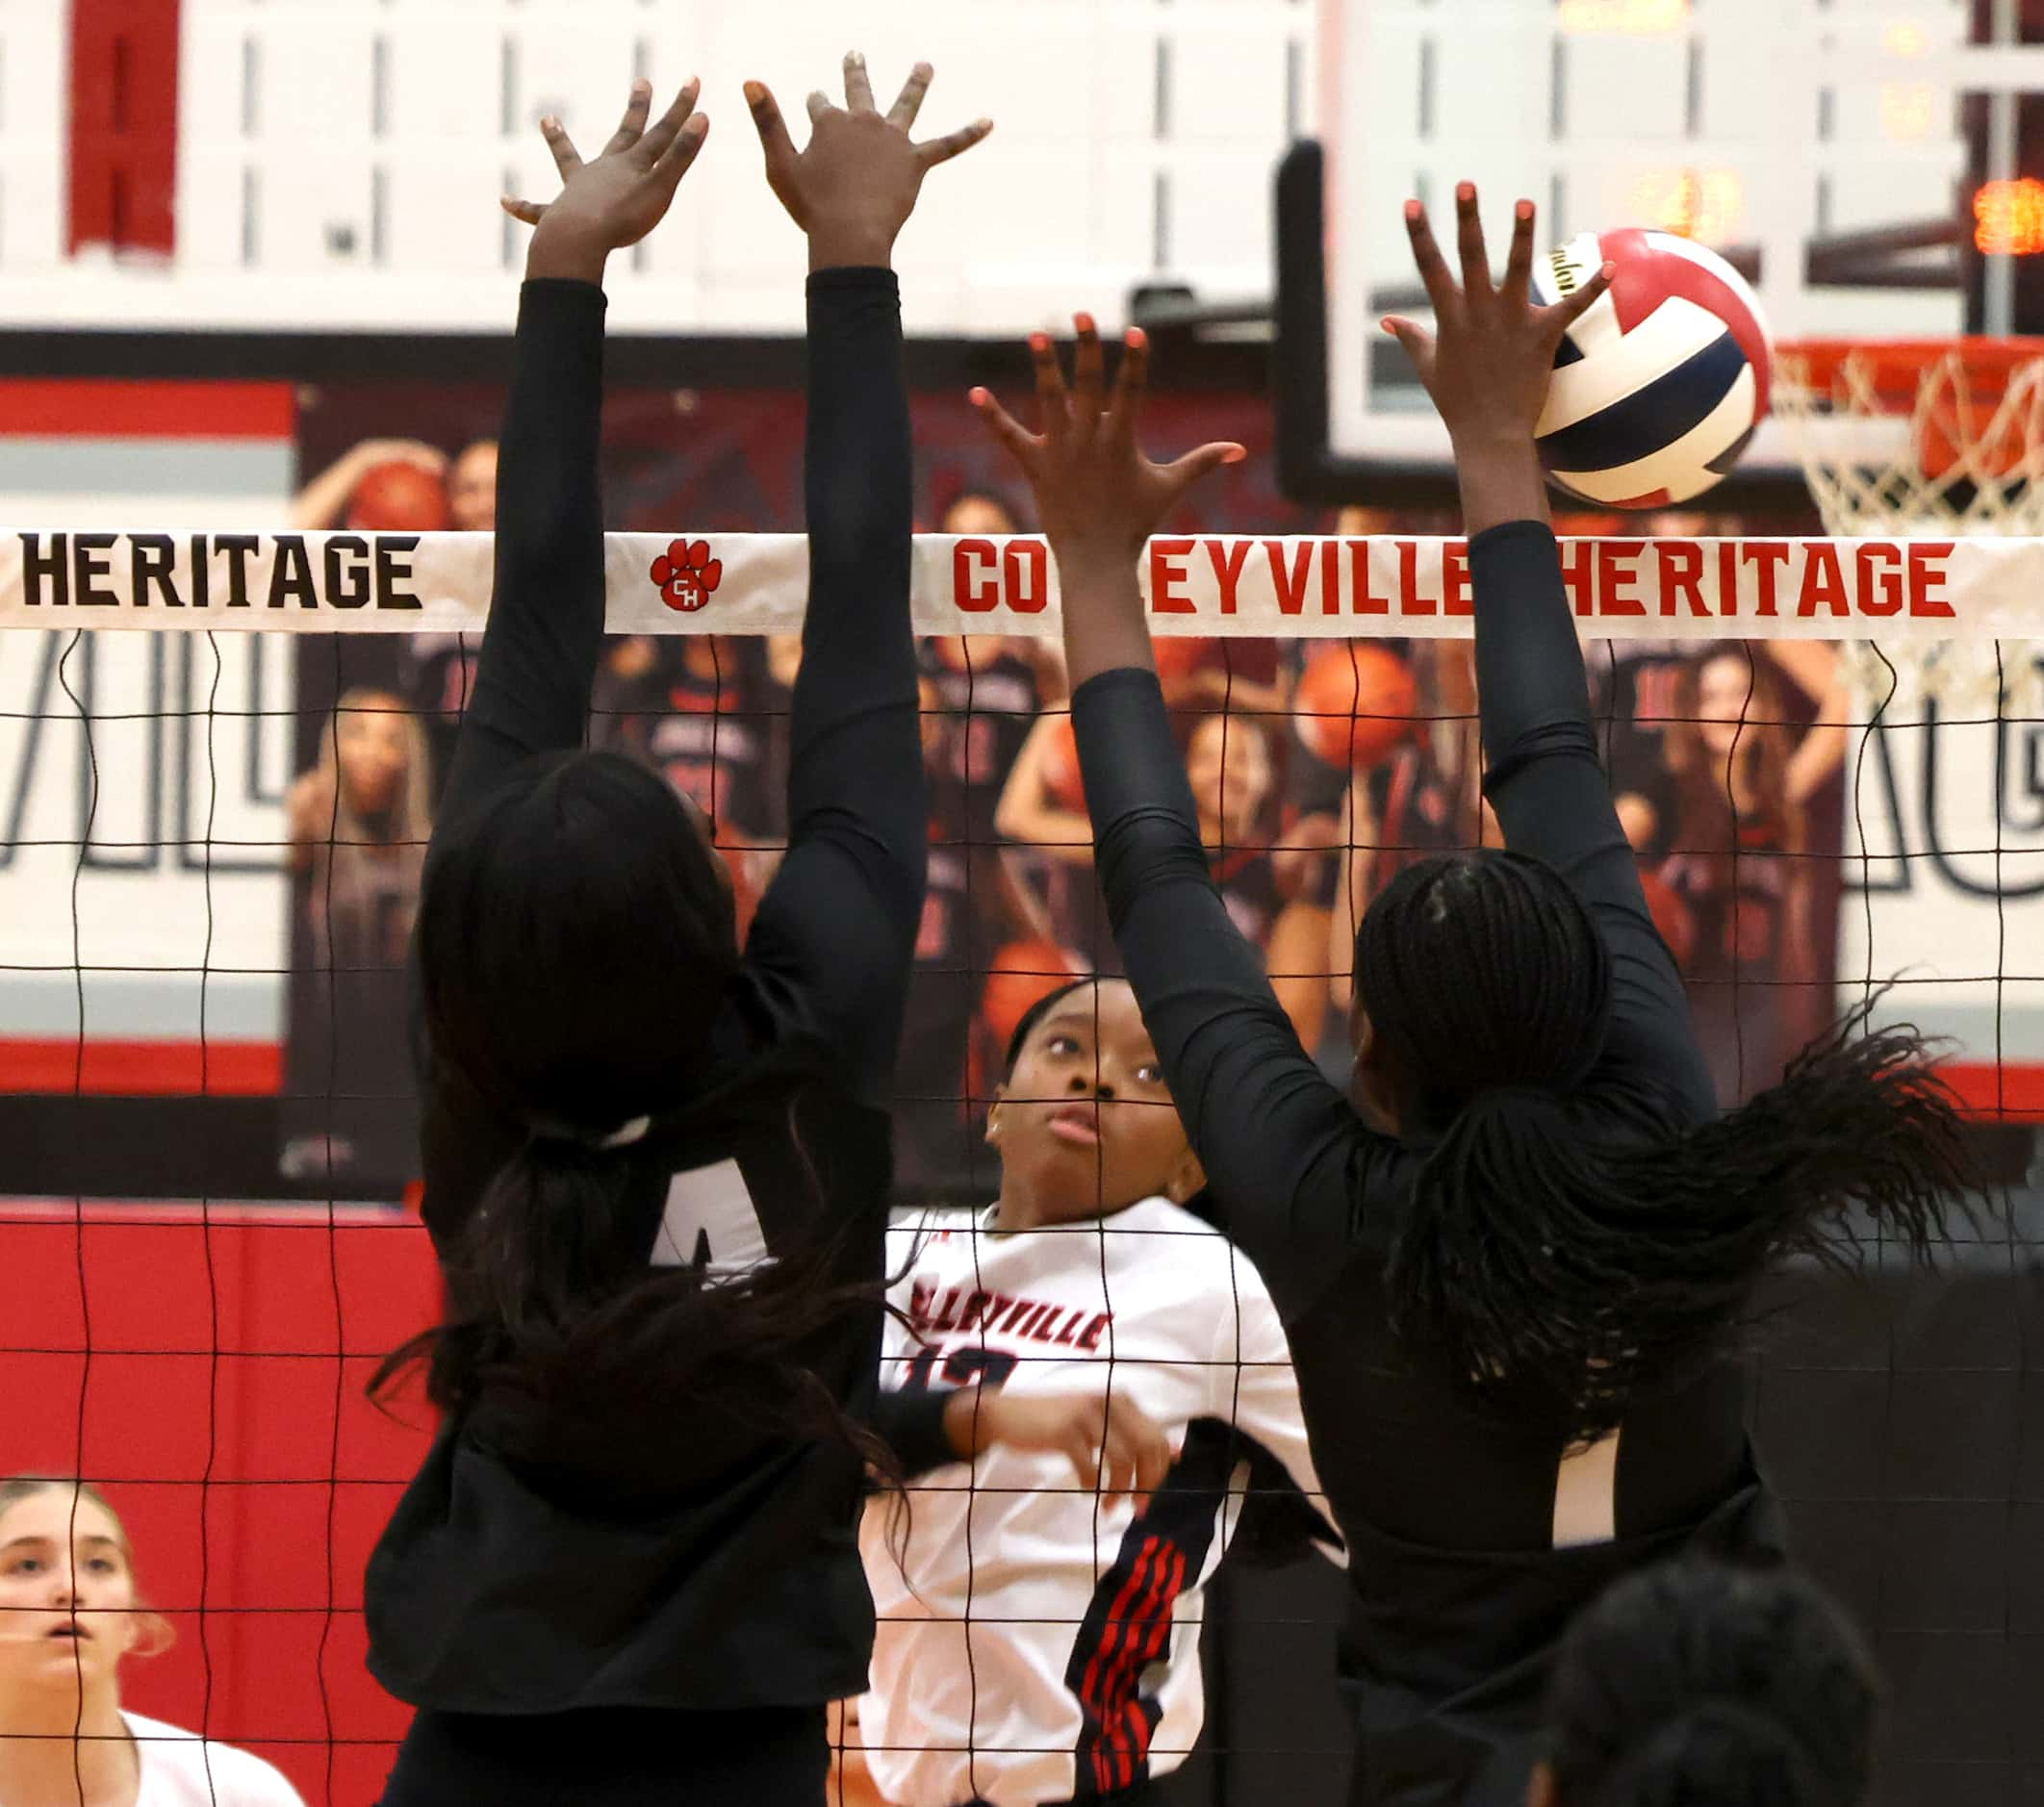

{"left": 973, "top": 189, "right": 1970, "bottom": 1805}
{"left": 858, "top": 975, "right": 1333, "bottom": 1807}
{"left": 362, "top": 58, "right": 987, "bottom": 1805}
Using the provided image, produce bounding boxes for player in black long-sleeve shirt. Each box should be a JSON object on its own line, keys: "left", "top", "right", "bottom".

{"left": 363, "top": 61, "right": 988, "bottom": 1807}
{"left": 973, "top": 191, "right": 1969, "bottom": 1806}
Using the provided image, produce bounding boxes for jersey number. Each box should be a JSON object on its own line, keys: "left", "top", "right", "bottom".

{"left": 901, "top": 1344, "right": 1020, "bottom": 1394}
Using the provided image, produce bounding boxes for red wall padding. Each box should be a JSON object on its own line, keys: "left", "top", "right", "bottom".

{"left": 67, "top": 0, "right": 182, "bottom": 256}
{"left": 0, "top": 1206, "right": 442, "bottom": 1805}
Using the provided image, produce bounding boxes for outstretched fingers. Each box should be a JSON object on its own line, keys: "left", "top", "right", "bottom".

{"left": 1404, "top": 200, "right": 1460, "bottom": 318}
{"left": 888, "top": 62, "right": 933, "bottom": 129}
{"left": 1500, "top": 198, "right": 1538, "bottom": 309}
{"left": 917, "top": 115, "right": 994, "bottom": 167}
{"left": 601, "top": 81, "right": 654, "bottom": 157}
{"left": 1031, "top": 331, "right": 1071, "bottom": 444}
{"left": 634, "top": 79, "right": 703, "bottom": 166}
{"left": 1381, "top": 315, "right": 1438, "bottom": 384}
{"left": 1163, "top": 441, "right": 1247, "bottom": 497}
{"left": 539, "top": 115, "right": 584, "bottom": 182}
{"left": 1107, "top": 328, "right": 1150, "bottom": 440}
{"left": 1072, "top": 315, "right": 1107, "bottom": 426}
{"left": 1454, "top": 181, "right": 1493, "bottom": 299}
{"left": 842, "top": 49, "right": 877, "bottom": 114}
{"left": 971, "top": 387, "right": 1042, "bottom": 471}
{"left": 1552, "top": 260, "right": 1617, "bottom": 330}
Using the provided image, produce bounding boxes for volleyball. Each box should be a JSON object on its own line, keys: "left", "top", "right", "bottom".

{"left": 1293, "top": 645, "right": 1417, "bottom": 770}
{"left": 1532, "top": 228, "right": 1772, "bottom": 508}
{"left": 347, "top": 458, "right": 450, "bottom": 532}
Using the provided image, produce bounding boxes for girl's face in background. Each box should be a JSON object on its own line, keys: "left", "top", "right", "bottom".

{"left": 1698, "top": 655, "right": 1756, "bottom": 762}
{"left": 0, "top": 1489, "right": 140, "bottom": 1694}
{"left": 1186, "top": 715, "right": 1273, "bottom": 837}
{"left": 335, "top": 694, "right": 411, "bottom": 815}
{"left": 447, "top": 441, "right": 499, "bottom": 533}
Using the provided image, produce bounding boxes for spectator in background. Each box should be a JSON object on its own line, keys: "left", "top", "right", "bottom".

{"left": 589, "top": 635, "right": 774, "bottom": 942}
{"left": 291, "top": 435, "right": 501, "bottom": 789}
{"left": 1183, "top": 713, "right": 1335, "bottom": 1051}
{"left": 1657, "top": 643, "right": 1848, "bottom": 1107}
{"left": 1537, "top": 1560, "right": 1879, "bottom": 1807}
{"left": 280, "top": 687, "right": 432, "bottom": 1185}
{"left": 0, "top": 1477, "right": 306, "bottom": 1806}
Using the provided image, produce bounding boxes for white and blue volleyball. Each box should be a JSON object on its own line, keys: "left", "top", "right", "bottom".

{"left": 1532, "top": 228, "right": 1773, "bottom": 508}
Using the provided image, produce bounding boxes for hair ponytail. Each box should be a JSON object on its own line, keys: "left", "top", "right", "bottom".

{"left": 372, "top": 1131, "right": 898, "bottom": 1487}
{"left": 1388, "top": 993, "right": 1974, "bottom": 1446}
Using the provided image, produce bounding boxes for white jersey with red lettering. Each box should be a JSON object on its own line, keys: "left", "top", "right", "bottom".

{"left": 858, "top": 1198, "right": 1329, "bottom": 1807}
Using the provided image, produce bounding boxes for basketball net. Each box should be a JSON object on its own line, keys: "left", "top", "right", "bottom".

{"left": 1776, "top": 338, "right": 2044, "bottom": 717}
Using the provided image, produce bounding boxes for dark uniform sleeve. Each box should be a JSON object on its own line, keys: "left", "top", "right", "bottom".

{"left": 1468, "top": 522, "right": 1716, "bottom": 1123}
{"left": 1073, "top": 522, "right": 1717, "bottom": 1320}
{"left": 1073, "top": 669, "right": 1412, "bottom": 1320}
{"left": 741, "top": 268, "right": 928, "bottom": 1104}
{"left": 436, "top": 279, "right": 609, "bottom": 825}
{"left": 868, "top": 1387, "right": 960, "bottom": 1481}
{"left": 415, "top": 278, "right": 609, "bottom": 1251}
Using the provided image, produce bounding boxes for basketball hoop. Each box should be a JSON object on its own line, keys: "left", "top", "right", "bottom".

{"left": 1776, "top": 336, "right": 2044, "bottom": 713}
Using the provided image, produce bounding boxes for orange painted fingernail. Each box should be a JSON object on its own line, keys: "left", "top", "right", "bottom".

{"left": 1076, "top": 312, "right": 1096, "bottom": 334}
{"left": 1223, "top": 445, "right": 1248, "bottom": 465}
{"left": 1404, "top": 199, "right": 1422, "bottom": 221}
{"left": 1517, "top": 199, "right": 1534, "bottom": 220}
{"left": 969, "top": 386, "right": 990, "bottom": 406}
{"left": 1127, "top": 328, "right": 1147, "bottom": 349}
{"left": 1600, "top": 261, "right": 1617, "bottom": 278}
{"left": 1457, "top": 181, "right": 1475, "bottom": 202}
{"left": 1029, "top": 332, "right": 1050, "bottom": 352}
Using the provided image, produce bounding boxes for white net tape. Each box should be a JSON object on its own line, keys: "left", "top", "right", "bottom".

{"left": 1776, "top": 344, "right": 2044, "bottom": 717}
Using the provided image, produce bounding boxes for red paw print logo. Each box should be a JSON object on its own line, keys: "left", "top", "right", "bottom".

{"left": 651, "top": 539, "right": 722, "bottom": 613}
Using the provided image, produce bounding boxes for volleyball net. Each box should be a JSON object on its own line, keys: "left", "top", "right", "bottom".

{"left": 2, "top": 533, "right": 2039, "bottom": 1803}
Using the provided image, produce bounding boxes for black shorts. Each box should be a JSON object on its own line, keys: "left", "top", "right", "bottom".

{"left": 377, "top": 1702, "right": 827, "bottom": 1806}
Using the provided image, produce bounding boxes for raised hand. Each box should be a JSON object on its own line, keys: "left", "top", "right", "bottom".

{"left": 745, "top": 53, "right": 991, "bottom": 269}
{"left": 503, "top": 78, "right": 709, "bottom": 283}
{"left": 1382, "top": 186, "right": 1610, "bottom": 450}
{"left": 973, "top": 314, "right": 1243, "bottom": 574}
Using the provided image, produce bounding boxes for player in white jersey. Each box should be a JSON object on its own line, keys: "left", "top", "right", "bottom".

{"left": 0, "top": 1478, "right": 307, "bottom": 1807}
{"left": 859, "top": 977, "right": 1336, "bottom": 1807}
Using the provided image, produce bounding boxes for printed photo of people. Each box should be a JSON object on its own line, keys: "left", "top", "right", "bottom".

{"left": 280, "top": 395, "right": 1842, "bottom": 1198}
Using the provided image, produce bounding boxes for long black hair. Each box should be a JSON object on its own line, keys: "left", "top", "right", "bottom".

{"left": 371, "top": 750, "right": 890, "bottom": 1485}
{"left": 1545, "top": 1560, "right": 1880, "bottom": 1807}
{"left": 1360, "top": 850, "right": 1973, "bottom": 1445}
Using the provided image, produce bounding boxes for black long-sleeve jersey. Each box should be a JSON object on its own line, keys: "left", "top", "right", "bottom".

{"left": 1070, "top": 522, "right": 1783, "bottom": 1806}
{"left": 365, "top": 270, "right": 927, "bottom": 1718}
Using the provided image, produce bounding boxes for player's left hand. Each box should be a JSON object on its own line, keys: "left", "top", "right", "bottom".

{"left": 505, "top": 78, "right": 709, "bottom": 280}
{"left": 973, "top": 316, "right": 1244, "bottom": 579}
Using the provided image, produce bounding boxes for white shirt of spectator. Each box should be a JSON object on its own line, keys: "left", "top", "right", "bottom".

{"left": 126, "top": 1713, "right": 306, "bottom": 1807}
{"left": 859, "top": 1199, "right": 1330, "bottom": 1807}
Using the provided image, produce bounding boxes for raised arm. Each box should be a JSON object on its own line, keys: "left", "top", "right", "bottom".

{"left": 1387, "top": 189, "right": 1715, "bottom": 1120}
{"left": 736, "top": 59, "right": 990, "bottom": 1096}
{"left": 974, "top": 324, "right": 1412, "bottom": 1315}
{"left": 436, "top": 79, "right": 707, "bottom": 828}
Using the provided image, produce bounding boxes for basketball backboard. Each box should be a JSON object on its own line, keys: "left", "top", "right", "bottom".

{"left": 1285, "top": 0, "right": 2044, "bottom": 507}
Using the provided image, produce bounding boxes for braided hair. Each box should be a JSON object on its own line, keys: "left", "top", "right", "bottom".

{"left": 1360, "top": 850, "right": 1971, "bottom": 1445}
{"left": 372, "top": 749, "right": 892, "bottom": 1489}
{"left": 1545, "top": 1560, "right": 1880, "bottom": 1807}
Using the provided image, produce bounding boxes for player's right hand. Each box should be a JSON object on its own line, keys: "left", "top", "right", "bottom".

{"left": 745, "top": 55, "right": 990, "bottom": 270}
{"left": 961, "top": 1388, "right": 1175, "bottom": 1513}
